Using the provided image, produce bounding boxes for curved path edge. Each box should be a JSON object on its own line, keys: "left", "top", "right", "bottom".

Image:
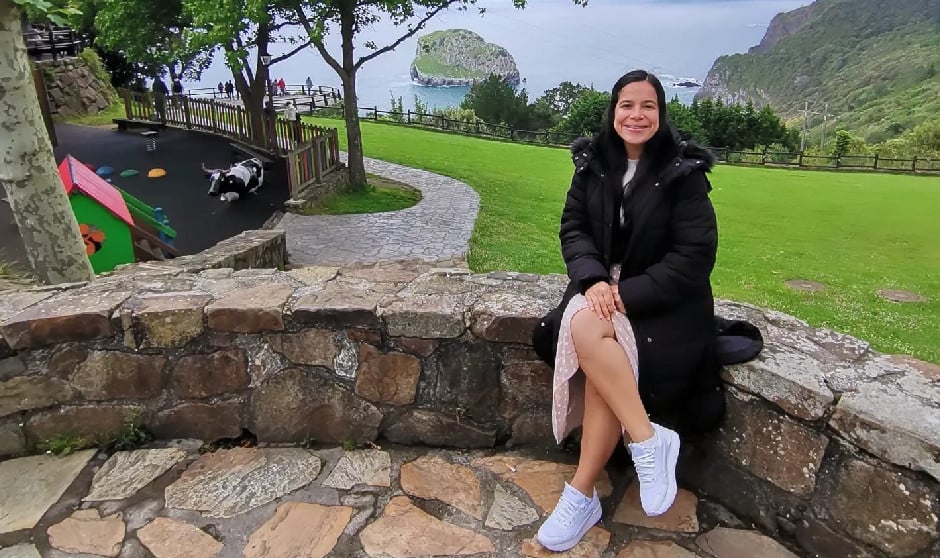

{"left": 277, "top": 154, "right": 480, "bottom": 266}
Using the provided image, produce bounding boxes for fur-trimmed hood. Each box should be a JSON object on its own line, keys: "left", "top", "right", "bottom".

{"left": 570, "top": 135, "right": 715, "bottom": 187}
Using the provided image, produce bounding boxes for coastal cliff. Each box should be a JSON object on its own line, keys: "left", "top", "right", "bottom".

{"left": 694, "top": 0, "right": 940, "bottom": 142}
{"left": 410, "top": 29, "right": 520, "bottom": 87}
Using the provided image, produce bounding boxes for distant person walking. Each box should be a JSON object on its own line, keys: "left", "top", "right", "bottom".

{"left": 278, "top": 77, "right": 286, "bottom": 96}
{"left": 216, "top": 82, "right": 224, "bottom": 98}
{"left": 152, "top": 77, "right": 169, "bottom": 123}
{"left": 305, "top": 76, "right": 313, "bottom": 95}
{"left": 284, "top": 100, "right": 300, "bottom": 143}
{"left": 224, "top": 80, "right": 234, "bottom": 99}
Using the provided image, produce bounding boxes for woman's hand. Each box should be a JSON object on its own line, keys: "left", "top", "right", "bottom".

{"left": 585, "top": 281, "right": 618, "bottom": 321}
{"left": 610, "top": 284, "right": 626, "bottom": 315}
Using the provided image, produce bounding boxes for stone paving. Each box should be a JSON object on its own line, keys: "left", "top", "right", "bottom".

{"left": 276, "top": 154, "right": 479, "bottom": 266}
{"left": 0, "top": 441, "right": 804, "bottom": 558}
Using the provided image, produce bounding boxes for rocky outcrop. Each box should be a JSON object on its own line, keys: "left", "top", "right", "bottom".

{"left": 410, "top": 29, "right": 520, "bottom": 87}
{"left": 35, "top": 57, "right": 114, "bottom": 118}
{"left": 748, "top": 2, "right": 820, "bottom": 54}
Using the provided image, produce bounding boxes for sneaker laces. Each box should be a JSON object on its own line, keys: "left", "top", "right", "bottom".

{"left": 551, "top": 494, "right": 585, "bottom": 527}
{"left": 633, "top": 445, "right": 657, "bottom": 484}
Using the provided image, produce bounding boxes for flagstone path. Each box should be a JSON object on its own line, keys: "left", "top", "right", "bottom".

{"left": 0, "top": 442, "right": 804, "bottom": 557}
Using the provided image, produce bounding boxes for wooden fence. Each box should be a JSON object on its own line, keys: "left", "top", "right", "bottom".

{"left": 23, "top": 25, "right": 85, "bottom": 61}
{"left": 350, "top": 106, "right": 939, "bottom": 174}
{"left": 120, "top": 90, "right": 343, "bottom": 195}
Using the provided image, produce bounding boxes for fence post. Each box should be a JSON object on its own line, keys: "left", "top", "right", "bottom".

{"left": 122, "top": 90, "right": 132, "bottom": 119}
{"left": 407, "top": 110, "right": 411, "bottom": 124}
{"left": 761, "top": 148, "right": 767, "bottom": 165}
{"left": 509, "top": 127, "right": 515, "bottom": 141}
{"left": 873, "top": 153, "right": 879, "bottom": 170}
{"left": 797, "top": 151, "right": 804, "bottom": 167}
{"left": 374, "top": 107, "right": 379, "bottom": 121}
{"left": 912, "top": 157, "right": 917, "bottom": 172}
{"left": 183, "top": 97, "right": 192, "bottom": 129}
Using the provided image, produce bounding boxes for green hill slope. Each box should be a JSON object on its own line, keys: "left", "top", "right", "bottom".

{"left": 696, "top": 0, "right": 940, "bottom": 143}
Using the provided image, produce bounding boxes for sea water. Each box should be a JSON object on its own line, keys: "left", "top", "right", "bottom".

{"left": 194, "top": 0, "right": 809, "bottom": 110}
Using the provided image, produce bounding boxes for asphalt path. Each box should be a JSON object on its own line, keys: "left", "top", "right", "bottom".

{"left": 1, "top": 123, "right": 287, "bottom": 272}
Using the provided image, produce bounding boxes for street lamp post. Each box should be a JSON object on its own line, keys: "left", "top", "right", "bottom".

{"left": 260, "top": 53, "right": 275, "bottom": 149}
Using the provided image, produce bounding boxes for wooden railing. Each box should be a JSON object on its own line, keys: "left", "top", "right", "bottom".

{"left": 120, "top": 90, "right": 343, "bottom": 195}
{"left": 23, "top": 25, "right": 86, "bottom": 61}
{"left": 286, "top": 126, "right": 342, "bottom": 198}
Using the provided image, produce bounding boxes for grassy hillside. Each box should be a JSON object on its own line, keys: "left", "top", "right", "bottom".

{"left": 307, "top": 116, "right": 940, "bottom": 363}
{"left": 703, "top": 0, "right": 940, "bottom": 143}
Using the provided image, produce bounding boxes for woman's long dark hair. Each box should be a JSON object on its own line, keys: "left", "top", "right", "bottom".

{"left": 595, "top": 70, "right": 681, "bottom": 180}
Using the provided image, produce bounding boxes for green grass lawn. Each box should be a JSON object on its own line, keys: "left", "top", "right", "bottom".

{"left": 61, "top": 97, "right": 125, "bottom": 127}
{"left": 298, "top": 175, "right": 421, "bottom": 215}
{"left": 305, "top": 116, "right": 940, "bottom": 363}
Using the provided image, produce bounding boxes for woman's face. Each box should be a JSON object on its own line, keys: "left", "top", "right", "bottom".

{"left": 613, "top": 81, "right": 660, "bottom": 154}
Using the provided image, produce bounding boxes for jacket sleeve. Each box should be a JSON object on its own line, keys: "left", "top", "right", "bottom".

{"left": 618, "top": 171, "right": 717, "bottom": 317}
{"left": 560, "top": 173, "right": 609, "bottom": 293}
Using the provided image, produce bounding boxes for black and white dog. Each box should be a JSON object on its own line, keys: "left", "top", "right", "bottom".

{"left": 202, "top": 159, "right": 264, "bottom": 202}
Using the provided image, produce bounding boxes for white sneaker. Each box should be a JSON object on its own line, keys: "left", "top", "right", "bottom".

{"left": 628, "top": 423, "right": 680, "bottom": 516}
{"left": 536, "top": 482, "right": 602, "bottom": 552}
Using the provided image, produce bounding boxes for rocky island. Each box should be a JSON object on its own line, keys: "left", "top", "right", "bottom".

{"left": 410, "top": 29, "right": 520, "bottom": 87}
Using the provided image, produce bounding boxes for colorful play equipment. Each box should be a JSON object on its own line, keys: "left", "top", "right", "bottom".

{"left": 147, "top": 168, "right": 167, "bottom": 178}
{"left": 58, "top": 155, "right": 179, "bottom": 273}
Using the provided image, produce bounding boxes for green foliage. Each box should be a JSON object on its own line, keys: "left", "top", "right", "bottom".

{"left": 667, "top": 97, "right": 705, "bottom": 141}
{"left": 14, "top": 0, "right": 81, "bottom": 25}
{"left": 537, "top": 81, "right": 592, "bottom": 117}
{"left": 461, "top": 74, "right": 531, "bottom": 128}
{"left": 103, "top": 414, "right": 153, "bottom": 453}
{"left": 387, "top": 92, "right": 404, "bottom": 122}
{"left": 79, "top": 47, "right": 112, "bottom": 87}
{"left": 680, "top": 98, "right": 796, "bottom": 150}
{"left": 705, "top": 0, "right": 940, "bottom": 143}
{"left": 310, "top": 115, "right": 940, "bottom": 363}
{"left": 38, "top": 433, "right": 93, "bottom": 456}
{"left": 832, "top": 129, "right": 853, "bottom": 158}
{"left": 553, "top": 89, "right": 608, "bottom": 138}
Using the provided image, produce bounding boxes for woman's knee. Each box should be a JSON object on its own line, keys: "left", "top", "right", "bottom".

{"left": 571, "top": 309, "right": 615, "bottom": 352}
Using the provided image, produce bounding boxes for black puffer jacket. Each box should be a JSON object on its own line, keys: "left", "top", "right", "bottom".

{"left": 536, "top": 136, "right": 720, "bottom": 419}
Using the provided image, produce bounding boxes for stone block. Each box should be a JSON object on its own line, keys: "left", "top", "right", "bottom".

{"left": 151, "top": 402, "right": 243, "bottom": 441}
{"left": 291, "top": 286, "right": 383, "bottom": 329}
{"left": 379, "top": 295, "right": 467, "bottom": 338}
{"left": 393, "top": 337, "right": 437, "bottom": 357}
{"left": 26, "top": 405, "right": 144, "bottom": 444}
{"left": 206, "top": 283, "right": 293, "bottom": 332}
{"left": 502, "top": 359, "right": 553, "bottom": 409}
{"left": 267, "top": 328, "right": 336, "bottom": 367}
{"left": 507, "top": 410, "right": 555, "bottom": 447}
{"left": 1, "top": 375, "right": 76, "bottom": 417}
{"left": 130, "top": 293, "right": 212, "bottom": 348}
{"left": 0, "top": 356, "right": 26, "bottom": 380}
{"left": 355, "top": 344, "right": 421, "bottom": 405}
{"left": 721, "top": 342, "right": 834, "bottom": 420}
{"left": 717, "top": 390, "right": 828, "bottom": 495}
{"left": 0, "top": 420, "right": 25, "bottom": 457}
{"left": 0, "top": 290, "right": 128, "bottom": 350}
{"left": 829, "top": 354, "right": 940, "bottom": 483}
{"left": 70, "top": 351, "right": 165, "bottom": 400}
{"left": 420, "top": 340, "right": 501, "bottom": 423}
{"left": 678, "top": 443, "right": 806, "bottom": 534}
{"left": 47, "top": 346, "right": 87, "bottom": 377}
{"left": 249, "top": 368, "right": 382, "bottom": 443}
{"left": 172, "top": 349, "right": 249, "bottom": 398}
{"left": 470, "top": 290, "right": 546, "bottom": 344}
{"left": 696, "top": 527, "right": 799, "bottom": 558}
{"left": 794, "top": 518, "right": 875, "bottom": 558}
{"left": 348, "top": 329, "right": 382, "bottom": 344}
{"left": 382, "top": 409, "right": 496, "bottom": 448}
{"left": 819, "top": 455, "right": 938, "bottom": 557}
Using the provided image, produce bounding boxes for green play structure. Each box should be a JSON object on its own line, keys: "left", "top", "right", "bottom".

{"left": 58, "top": 155, "right": 179, "bottom": 273}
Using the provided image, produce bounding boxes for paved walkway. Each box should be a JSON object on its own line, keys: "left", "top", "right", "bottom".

{"left": 277, "top": 154, "right": 479, "bottom": 266}
{"left": 0, "top": 442, "right": 801, "bottom": 558}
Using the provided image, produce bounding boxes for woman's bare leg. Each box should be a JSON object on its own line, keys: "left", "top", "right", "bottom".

{"left": 570, "top": 377, "right": 621, "bottom": 496}
{"left": 570, "top": 309, "right": 654, "bottom": 444}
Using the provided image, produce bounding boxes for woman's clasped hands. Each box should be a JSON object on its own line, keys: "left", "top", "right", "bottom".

{"left": 585, "top": 281, "right": 625, "bottom": 321}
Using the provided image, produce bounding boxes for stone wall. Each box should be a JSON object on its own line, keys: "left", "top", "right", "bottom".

{"left": 0, "top": 257, "right": 937, "bottom": 557}
{"left": 35, "top": 57, "right": 114, "bottom": 119}
{"left": 284, "top": 167, "right": 351, "bottom": 213}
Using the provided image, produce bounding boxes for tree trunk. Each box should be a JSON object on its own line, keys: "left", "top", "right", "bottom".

{"left": 0, "top": 1, "right": 94, "bottom": 284}
{"left": 342, "top": 68, "right": 367, "bottom": 188}
{"left": 340, "top": 1, "right": 366, "bottom": 188}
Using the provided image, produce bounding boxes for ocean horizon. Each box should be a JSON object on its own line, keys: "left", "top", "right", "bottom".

{"left": 193, "top": 0, "right": 809, "bottom": 111}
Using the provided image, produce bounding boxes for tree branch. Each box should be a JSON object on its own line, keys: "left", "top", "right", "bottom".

{"left": 294, "top": 7, "right": 346, "bottom": 79}
{"left": 354, "top": 1, "right": 461, "bottom": 70}
{"left": 271, "top": 39, "right": 313, "bottom": 64}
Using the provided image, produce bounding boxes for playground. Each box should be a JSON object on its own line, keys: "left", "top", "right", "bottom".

{"left": 0, "top": 123, "right": 288, "bottom": 275}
